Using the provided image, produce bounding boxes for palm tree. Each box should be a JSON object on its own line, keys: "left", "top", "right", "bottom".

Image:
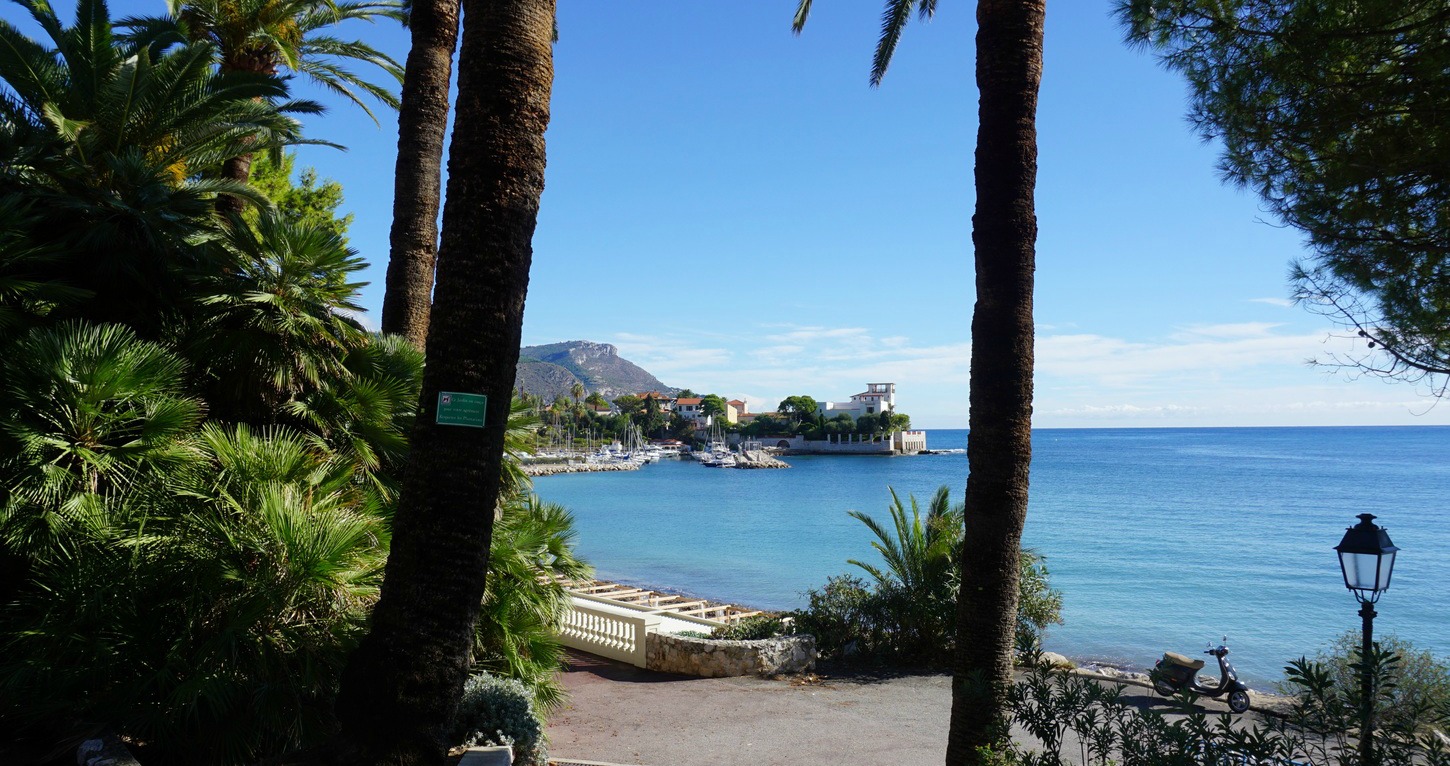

{"left": 849, "top": 486, "right": 963, "bottom": 599}
{"left": 0, "top": 321, "right": 203, "bottom": 582}
{"left": 848, "top": 487, "right": 963, "bottom": 660}
{"left": 332, "top": 0, "right": 557, "bottom": 761}
{"left": 191, "top": 209, "right": 368, "bottom": 422}
{"left": 474, "top": 493, "right": 591, "bottom": 712}
{"left": 379, "top": 0, "right": 463, "bottom": 348}
{"left": 288, "top": 333, "right": 425, "bottom": 498}
{"left": 794, "top": 1, "right": 1047, "bottom": 762}
{"left": 948, "top": 5, "right": 1046, "bottom": 759}
{"left": 570, "top": 380, "right": 585, "bottom": 406}
{"left": 0, "top": 0, "right": 315, "bottom": 333}
{"left": 2, "top": 421, "right": 389, "bottom": 765}
{"left": 120, "top": 0, "right": 405, "bottom": 210}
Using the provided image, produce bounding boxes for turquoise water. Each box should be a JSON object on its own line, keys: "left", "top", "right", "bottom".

{"left": 534, "top": 427, "right": 1450, "bottom": 686}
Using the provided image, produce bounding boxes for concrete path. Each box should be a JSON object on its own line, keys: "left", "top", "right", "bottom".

{"left": 545, "top": 653, "right": 1258, "bottom": 766}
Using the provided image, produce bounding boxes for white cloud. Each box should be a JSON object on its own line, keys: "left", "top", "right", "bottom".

{"left": 1248, "top": 297, "right": 1295, "bottom": 308}
{"left": 591, "top": 320, "right": 1448, "bottom": 428}
{"left": 609, "top": 332, "right": 731, "bottom": 378}
{"left": 762, "top": 325, "right": 871, "bottom": 343}
{"left": 1170, "top": 322, "right": 1283, "bottom": 340}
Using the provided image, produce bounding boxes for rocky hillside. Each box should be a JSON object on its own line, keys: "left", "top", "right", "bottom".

{"left": 515, "top": 341, "right": 676, "bottom": 403}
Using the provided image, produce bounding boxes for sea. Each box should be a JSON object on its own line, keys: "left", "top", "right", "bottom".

{"left": 533, "top": 426, "right": 1450, "bottom": 687}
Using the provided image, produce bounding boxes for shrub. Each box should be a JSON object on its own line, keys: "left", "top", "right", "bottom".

{"left": 711, "top": 615, "right": 790, "bottom": 641}
{"left": 791, "top": 575, "right": 889, "bottom": 660}
{"left": 1016, "top": 549, "right": 1065, "bottom": 656}
{"left": 1006, "top": 652, "right": 1450, "bottom": 766}
{"left": 794, "top": 486, "right": 1063, "bottom": 667}
{"left": 452, "top": 673, "right": 547, "bottom": 766}
{"left": 1304, "top": 631, "right": 1450, "bottom": 728}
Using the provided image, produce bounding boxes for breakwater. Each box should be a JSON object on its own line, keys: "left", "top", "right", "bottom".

{"left": 522, "top": 461, "right": 641, "bottom": 477}
{"left": 735, "top": 450, "right": 789, "bottom": 469}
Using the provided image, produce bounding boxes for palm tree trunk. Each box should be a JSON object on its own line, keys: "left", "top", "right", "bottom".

{"left": 379, "top": 0, "right": 462, "bottom": 348}
{"left": 331, "top": 0, "right": 554, "bottom": 762}
{"left": 946, "top": 1, "right": 1046, "bottom": 764}
{"left": 217, "top": 152, "right": 254, "bottom": 214}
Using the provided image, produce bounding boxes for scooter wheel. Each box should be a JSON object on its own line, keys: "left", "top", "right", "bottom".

{"left": 1153, "top": 677, "right": 1176, "bottom": 697}
{"left": 1228, "top": 689, "right": 1250, "bottom": 713}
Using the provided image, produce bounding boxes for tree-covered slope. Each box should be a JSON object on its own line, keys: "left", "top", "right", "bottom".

{"left": 515, "top": 341, "right": 675, "bottom": 402}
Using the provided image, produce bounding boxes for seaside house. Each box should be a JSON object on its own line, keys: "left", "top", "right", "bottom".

{"left": 637, "top": 391, "right": 676, "bottom": 414}
{"left": 673, "top": 397, "right": 709, "bottom": 426}
{"left": 818, "top": 382, "right": 897, "bottom": 420}
{"left": 670, "top": 396, "right": 748, "bottom": 427}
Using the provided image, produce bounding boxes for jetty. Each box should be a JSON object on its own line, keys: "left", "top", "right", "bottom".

{"left": 521, "top": 461, "right": 640, "bottom": 477}
{"left": 734, "top": 449, "right": 789, "bottom": 469}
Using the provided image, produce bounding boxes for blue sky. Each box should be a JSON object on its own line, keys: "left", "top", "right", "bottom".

{"left": 13, "top": 1, "right": 1450, "bottom": 428}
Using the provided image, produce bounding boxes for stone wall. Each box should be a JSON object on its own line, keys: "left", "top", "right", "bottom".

{"left": 645, "top": 633, "right": 816, "bottom": 678}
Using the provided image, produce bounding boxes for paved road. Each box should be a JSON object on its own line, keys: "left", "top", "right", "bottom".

{"left": 545, "top": 653, "right": 1261, "bottom": 766}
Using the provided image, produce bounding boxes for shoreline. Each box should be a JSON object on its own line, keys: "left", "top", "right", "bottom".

{"left": 573, "top": 573, "right": 1291, "bottom": 704}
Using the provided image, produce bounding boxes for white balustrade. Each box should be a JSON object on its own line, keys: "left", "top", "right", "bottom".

{"left": 557, "top": 599, "right": 661, "bottom": 667}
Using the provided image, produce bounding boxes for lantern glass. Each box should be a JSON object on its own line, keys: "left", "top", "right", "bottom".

{"left": 1339, "top": 550, "right": 1388, "bottom": 592}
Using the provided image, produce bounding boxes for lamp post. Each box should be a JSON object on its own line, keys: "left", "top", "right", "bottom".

{"left": 1335, "top": 513, "right": 1399, "bottom": 766}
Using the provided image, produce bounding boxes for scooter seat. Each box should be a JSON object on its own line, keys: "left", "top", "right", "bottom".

{"left": 1163, "top": 652, "right": 1206, "bottom": 670}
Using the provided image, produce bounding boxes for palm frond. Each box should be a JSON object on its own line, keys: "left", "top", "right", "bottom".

{"left": 0, "top": 17, "right": 67, "bottom": 107}
{"left": 792, "top": 0, "right": 813, "bottom": 34}
{"left": 871, "top": 0, "right": 916, "bottom": 87}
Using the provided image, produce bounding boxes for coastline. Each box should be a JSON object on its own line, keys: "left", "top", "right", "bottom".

{"left": 572, "top": 572, "right": 1291, "bottom": 705}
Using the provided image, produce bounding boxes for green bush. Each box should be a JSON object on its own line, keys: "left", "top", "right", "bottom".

{"left": 791, "top": 575, "right": 888, "bottom": 659}
{"left": 1304, "top": 631, "right": 1450, "bottom": 728}
{"left": 793, "top": 486, "right": 1063, "bottom": 667}
{"left": 1006, "top": 652, "right": 1450, "bottom": 766}
{"left": 452, "top": 673, "right": 547, "bottom": 766}
{"left": 1016, "top": 549, "right": 1065, "bottom": 656}
{"left": 711, "top": 615, "right": 790, "bottom": 641}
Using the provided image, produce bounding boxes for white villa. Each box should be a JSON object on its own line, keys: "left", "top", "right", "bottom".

{"left": 819, "top": 382, "right": 896, "bottom": 420}
{"left": 672, "top": 396, "right": 747, "bottom": 427}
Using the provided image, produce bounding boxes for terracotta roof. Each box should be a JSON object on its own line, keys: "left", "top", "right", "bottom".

{"left": 675, "top": 397, "right": 703, "bottom": 405}
{"left": 727, "top": 399, "right": 746, "bottom": 407}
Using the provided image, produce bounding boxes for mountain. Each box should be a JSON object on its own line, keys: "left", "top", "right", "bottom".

{"left": 515, "top": 341, "right": 676, "bottom": 403}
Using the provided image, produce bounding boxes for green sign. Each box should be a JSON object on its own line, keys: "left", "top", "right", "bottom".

{"left": 436, "top": 391, "right": 487, "bottom": 428}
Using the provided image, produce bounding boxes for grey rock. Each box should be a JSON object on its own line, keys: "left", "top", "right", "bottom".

{"left": 77, "top": 736, "right": 140, "bottom": 766}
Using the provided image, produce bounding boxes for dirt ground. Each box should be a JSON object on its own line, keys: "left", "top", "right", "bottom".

{"left": 545, "top": 653, "right": 953, "bottom": 766}
{"left": 545, "top": 652, "right": 1264, "bottom": 766}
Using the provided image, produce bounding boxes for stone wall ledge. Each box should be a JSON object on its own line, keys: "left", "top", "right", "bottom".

{"left": 645, "top": 633, "right": 817, "bottom": 678}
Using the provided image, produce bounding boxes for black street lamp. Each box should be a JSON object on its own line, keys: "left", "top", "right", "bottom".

{"left": 1335, "top": 513, "right": 1399, "bottom": 766}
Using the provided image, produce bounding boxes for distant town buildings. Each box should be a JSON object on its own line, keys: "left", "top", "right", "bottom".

{"left": 620, "top": 384, "right": 898, "bottom": 429}
{"left": 667, "top": 396, "right": 747, "bottom": 427}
